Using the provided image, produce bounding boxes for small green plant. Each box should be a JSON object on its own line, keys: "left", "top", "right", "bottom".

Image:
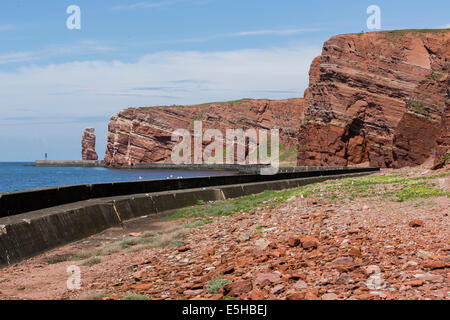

{"left": 184, "top": 220, "right": 209, "bottom": 228}
{"left": 441, "top": 152, "right": 450, "bottom": 166}
{"left": 167, "top": 188, "right": 303, "bottom": 222}
{"left": 219, "top": 296, "right": 236, "bottom": 300}
{"left": 409, "top": 98, "right": 428, "bottom": 115}
{"left": 279, "top": 144, "right": 297, "bottom": 163}
{"left": 138, "top": 237, "right": 155, "bottom": 244}
{"left": 255, "top": 225, "right": 267, "bottom": 230}
{"left": 96, "top": 244, "right": 122, "bottom": 256}
{"left": 79, "top": 293, "right": 110, "bottom": 300}
{"left": 414, "top": 200, "right": 437, "bottom": 207}
{"left": 207, "top": 278, "right": 230, "bottom": 294}
{"left": 395, "top": 182, "right": 448, "bottom": 202}
{"left": 119, "top": 238, "right": 140, "bottom": 249}
{"left": 139, "top": 98, "right": 251, "bottom": 110}
{"left": 81, "top": 256, "right": 101, "bottom": 267}
{"left": 71, "top": 251, "right": 95, "bottom": 261}
{"left": 120, "top": 293, "right": 151, "bottom": 300}
{"left": 168, "top": 240, "right": 184, "bottom": 247}
{"left": 164, "top": 171, "right": 449, "bottom": 227}
{"left": 146, "top": 227, "right": 186, "bottom": 248}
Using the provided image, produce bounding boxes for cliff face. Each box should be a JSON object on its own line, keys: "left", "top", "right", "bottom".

{"left": 104, "top": 98, "right": 306, "bottom": 166}
{"left": 297, "top": 30, "right": 450, "bottom": 168}
{"left": 104, "top": 30, "right": 449, "bottom": 168}
{"left": 81, "top": 128, "right": 98, "bottom": 161}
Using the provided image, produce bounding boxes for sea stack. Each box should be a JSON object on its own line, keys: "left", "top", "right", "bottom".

{"left": 82, "top": 128, "right": 98, "bottom": 161}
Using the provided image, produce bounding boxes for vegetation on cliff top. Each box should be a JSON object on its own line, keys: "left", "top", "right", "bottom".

{"left": 138, "top": 98, "right": 252, "bottom": 110}
{"left": 355, "top": 28, "right": 449, "bottom": 38}
{"left": 136, "top": 97, "right": 301, "bottom": 110}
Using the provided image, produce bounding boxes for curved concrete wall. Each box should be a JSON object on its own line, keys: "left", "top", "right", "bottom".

{"left": 0, "top": 166, "right": 378, "bottom": 218}
{"left": 0, "top": 169, "right": 378, "bottom": 267}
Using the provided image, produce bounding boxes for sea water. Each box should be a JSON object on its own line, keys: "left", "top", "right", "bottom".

{"left": 0, "top": 162, "right": 234, "bottom": 193}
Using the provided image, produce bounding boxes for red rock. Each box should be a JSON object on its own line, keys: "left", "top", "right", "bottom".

{"left": 102, "top": 296, "right": 120, "bottom": 300}
{"left": 104, "top": 99, "right": 306, "bottom": 166}
{"left": 250, "top": 289, "right": 265, "bottom": 300}
{"left": 287, "top": 237, "right": 300, "bottom": 247}
{"left": 335, "top": 272, "right": 350, "bottom": 285}
{"left": 353, "top": 293, "right": 379, "bottom": 300}
{"left": 255, "top": 273, "right": 282, "bottom": 287}
{"left": 423, "top": 260, "right": 446, "bottom": 270}
{"left": 331, "top": 256, "right": 354, "bottom": 265}
{"left": 288, "top": 274, "right": 306, "bottom": 281}
{"left": 304, "top": 292, "right": 320, "bottom": 300}
{"left": 101, "top": 31, "right": 450, "bottom": 170}
{"left": 300, "top": 236, "right": 318, "bottom": 249}
{"left": 132, "top": 269, "right": 147, "bottom": 281}
{"left": 413, "top": 272, "right": 444, "bottom": 282}
{"left": 133, "top": 282, "right": 154, "bottom": 291}
{"left": 81, "top": 128, "right": 98, "bottom": 161}
{"left": 321, "top": 293, "right": 339, "bottom": 300}
{"left": 221, "top": 265, "right": 235, "bottom": 275}
{"left": 292, "top": 280, "right": 308, "bottom": 290}
{"left": 192, "top": 267, "right": 203, "bottom": 276}
{"left": 270, "top": 284, "right": 285, "bottom": 295}
{"left": 409, "top": 220, "right": 424, "bottom": 228}
{"left": 129, "top": 233, "right": 142, "bottom": 237}
{"left": 403, "top": 280, "right": 424, "bottom": 287}
{"left": 184, "top": 289, "right": 203, "bottom": 297}
{"left": 270, "top": 248, "right": 286, "bottom": 257}
{"left": 178, "top": 246, "right": 190, "bottom": 252}
{"left": 268, "top": 242, "right": 278, "bottom": 250}
{"left": 349, "top": 246, "right": 362, "bottom": 257}
{"left": 286, "top": 291, "right": 305, "bottom": 300}
{"left": 222, "top": 280, "right": 253, "bottom": 297}
{"left": 298, "top": 31, "right": 450, "bottom": 169}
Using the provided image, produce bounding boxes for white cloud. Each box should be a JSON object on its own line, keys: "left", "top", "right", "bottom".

{"left": 0, "top": 51, "right": 36, "bottom": 64}
{"left": 44, "top": 40, "right": 117, "bottom": 56}
{"left": 111, "top": 1, "right": 180, "bottom": 10}
{"left": 0, "top": 24, "right": 15, "bottom": 32}
{"left": 0, "top": 45, "right": 320, "bottom": 160}
{"left": 147, "top": 28, "right": 320, "bottom": 44}
{"left": 230, "top": 29, "right": 320, "bottom": 37}
{"left": 0, "top": 45, "right": 320, "bottom": 117}
{"left": 0, "top": 41, "right": 117, "bottom": 65}
{"left": 444, "top": 24, "right": 450, "bottom": 28}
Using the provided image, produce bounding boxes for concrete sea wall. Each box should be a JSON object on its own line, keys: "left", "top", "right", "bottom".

{"left": 33, "top": 160, "right": 105, "bottom": 167}
{"left": 0, "top": 168, "right": 378, "bottom": 267}
{"left": 0, "top": 166, "right": 377, "bottom": 218}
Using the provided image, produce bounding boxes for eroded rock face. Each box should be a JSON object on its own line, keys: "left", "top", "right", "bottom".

{"left": 104, "top": 98, "right": 306, "bottom": 166}
{"left": 433, "top": 76, "right": 450, "bottom": 169}
{"left": 104, "top": 30, "right": 449, "bottom": 168}
{"left": 297, "top": 30, "right": 450, "bottom": 168}
{"left": 82, "top": 128, "right": 98, "bottom": 161}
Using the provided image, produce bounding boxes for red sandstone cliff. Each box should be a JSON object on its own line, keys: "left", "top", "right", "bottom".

{"left": 82, "top": 128, "right": 98, "bottom": 161}
{"left": 297, "top": 29, "right": 450, "bottom": 168}
{"left": 104, "top": 29, "right": 449, "bottom": 168}
{"left": 104, "top": 98, "right": 306, "bottom": 166}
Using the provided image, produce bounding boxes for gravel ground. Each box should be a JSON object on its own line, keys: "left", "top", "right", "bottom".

{"left": 0, "top": 168, "right": 448, "bottom": 300}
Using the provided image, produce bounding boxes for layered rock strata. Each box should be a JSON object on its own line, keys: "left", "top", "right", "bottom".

{"left": 104, "top": 98, "right": 306, "bottom": 166}
{"left": 297, "top": 30, "right": 450, "bottom": 168}
{"left": 81, "top": 128, "right": 98, "bottom": 161}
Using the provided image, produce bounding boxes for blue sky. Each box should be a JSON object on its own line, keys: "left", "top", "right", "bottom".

{"left": 0, "top": 0, "right": 449, "bottom": 161}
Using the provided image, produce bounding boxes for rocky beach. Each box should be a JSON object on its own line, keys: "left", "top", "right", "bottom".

{"left": 0, "top": 168, "right": 448, "bottom": 300}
